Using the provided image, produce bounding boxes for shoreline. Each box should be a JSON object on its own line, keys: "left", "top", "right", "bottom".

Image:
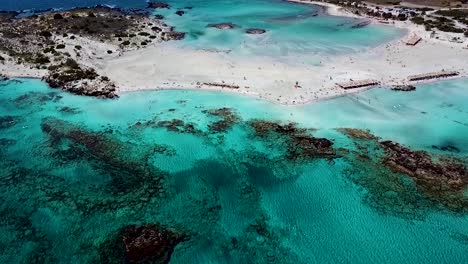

{"left": 1, "top": 1, "right": 467, "bottom": 105}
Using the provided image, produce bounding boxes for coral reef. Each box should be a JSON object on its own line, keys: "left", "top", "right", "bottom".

{"left": 0, "top": 115, "right": 20, "bottom": 129}
{"left": 207, "top": 23, "right": 238, "bottom": 30}
{"left": 337, "top": 128, "right": 379, "bottom": 140}
{"left": 203, "top": 107, "right": 241, "bottom": 133}
{"left": 248, "top": 120, "right": 336, "bottom": 160}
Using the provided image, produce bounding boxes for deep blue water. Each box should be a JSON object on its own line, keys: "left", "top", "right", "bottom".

{"left": 1, "top": 0, "right": 146, "bottom": 11}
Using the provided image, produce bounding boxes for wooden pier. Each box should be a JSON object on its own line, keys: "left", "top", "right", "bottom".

{"left": 337, "top": 79, "right": 380, "bottom": 90}
{"left": 407, "top": 71, "right": 459, "bottom": 82}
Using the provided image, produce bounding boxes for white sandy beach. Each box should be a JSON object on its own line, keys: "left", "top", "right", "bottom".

{"left": 1, "top": 1, "right": 467, "bottom": 105}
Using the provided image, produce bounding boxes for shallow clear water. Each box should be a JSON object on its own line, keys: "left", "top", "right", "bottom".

{"left": 2, "top": 0, "right": 405, "bottom": 63}
{"left": 0, "top": 78, "right": 467, "bottom": 263}
{"left": 153, "top": 0, "right": 404, "bottom": 61}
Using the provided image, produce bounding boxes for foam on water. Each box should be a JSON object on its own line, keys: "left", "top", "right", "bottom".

{"left": 0, "top": 78, "right": 467, "bottom": 263}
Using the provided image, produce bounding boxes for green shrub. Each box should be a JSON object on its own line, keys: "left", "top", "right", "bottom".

{"left": 410, "top": 16, "right": 425, "bottom": 25}
{"left": 34, "top": 54, "right": 50, "bottom": 64}
{"left": 39, "top": 30, "right": 52, "bottom": 38}
{"left": 63, "top": 58, "right": 80, "bottom": 69}
{"left": 56, "top": 44, "right": 66, "bottom": 49}
{"left": 74, "top": 45, "right": 82, "bottom": 50}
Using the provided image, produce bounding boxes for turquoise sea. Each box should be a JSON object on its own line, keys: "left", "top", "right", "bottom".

{"left": 0, "top": 78, "right": 467, "bottom": 263}
{"left": 1, "top": 0, "right": 467, "bottom": 263}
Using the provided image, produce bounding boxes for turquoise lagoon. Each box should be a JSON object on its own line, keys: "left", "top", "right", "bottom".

{"left": 154, "top": 0, "right": 404, "bottom": 59}
{"left": 0, "top": 78, "right": 467, "bottom": 263}
{"left": 2, "top": 0, "right": 405, "bottom": 63}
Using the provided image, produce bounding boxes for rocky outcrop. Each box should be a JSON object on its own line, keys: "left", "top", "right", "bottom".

{"left": 246, "top": 28, "right": 266, "bottom": 34}
{"left": 207, "top": 23, "right": 238, "bottom": 30}
{"left": 162, "top": 31, "right": 186, "bottom": 40}
{"left": 391, "top": 85, "right": 416, "bottom": 91}
{"left": 249, "top": 120, "right": 337, "bottom": 160}
{"left": 122, "top": 224, "right": 185, "bottom": 264}
{"left": 380, "top": 140, "right": 467, "bottom": 191}
{"left": 0, "top": 11, "right": 18, "bottom": 23}
{"left": 148, "top": 2, "right": 170, "bottom": 9}
{"left": 44, "top": 59, "right": 116, "bottom": 98}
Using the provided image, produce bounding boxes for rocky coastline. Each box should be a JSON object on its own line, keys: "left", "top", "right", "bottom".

{"left": 0, "top": 6, "right": 185, "bottom": 98}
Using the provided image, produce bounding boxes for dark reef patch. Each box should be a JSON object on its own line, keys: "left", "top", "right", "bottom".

{"left": 207, "top": 23, "right": 238, "bottom": 30}
{"left": 40, "top": 117, "right": 168, "bottom": 195}
{"left": 14, "top": 91, "right": 62, "bottom": 107}
{"left": 248, "top": 120, "right": 337, "bottom": 161}
{"left": 100, "top": 224, "right": 186, "bottom": 264}
{"left": 0, "top": 115, "right": 20, "bottom": 129}
{"left": 203, "top": 107, "right": 241, "bottom": 133}
{"left": 340, "top": 129, "right": 468, "bottom": 217}
{"left": 132, "top": 116, "right": 203, "bottom": 135}
{"left": 58, "top": 106, "right": 82, "bottom": 114}
{"left": 337, "top": 128, "right": 379, "bottom": 140}
{"left": 246, "top": 28, "right": 267, "bottom": 34}
{"left": 380, "top": 140, "right": 468, "bottom": 213}
{"left": 391, "top": 85, "right": 416, "bottom": 91}
{"left": 431, "top": 144, "right": 460, "bottom": 153}
{"left": 148, "top": 2, "right": 171, "bottom": 9}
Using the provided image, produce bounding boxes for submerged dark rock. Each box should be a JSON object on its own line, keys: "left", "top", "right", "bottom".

{"left": 0, "top": 138, "right": 16, "bottom": 148}
{"left": 246, "top": 28, "right": 266, "bottom": 34}
{"left": 40, "top": 117, "right": 166, "bottom": 194}
{"left": 13, "top": 92, "right": 62, "bottom": 109}
{"left": 391, "top": 85, "right": 416, "bottom": 91}
{"left": 381, "top": 141, "right": 467, "bottom": 189}
{"left": 175, "top": 10, "right": 185, "bottom": 16}
{"left": 249, "top": 120, "right": 336, "bottom": 160}
{"left": 122, "top": 224, "right": 185, "bottom": 264}
{"left": 162, "top": 31, "right": 186, "bottom": 40}
{"left": 0, "top": 115, "right": 19, "bottom": 129}
{"left": 337, "top": 128, "right": 379, "bottom": 140}
{"left": 58, "top": 106, "right": 81, "bottom": 114}
{"left": 140, "top": 118, "right": 202, "bottom": 134}
{"left": 432, "top": 144, "right": 460, "bottom": 153}
{"left": 207, "top": 23, "right": 238, "bottom": 30}
{"left": 380, "top": 140, "right": 468, "bottom": 212}
{"left": 203, "top": 108, "right": 241, "bottom": 133}
{"left": 351, "top": 21, "right": 371, "bottom": 28}
{"left": 148, "top": 2, "right": 170, "bottom": 9}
